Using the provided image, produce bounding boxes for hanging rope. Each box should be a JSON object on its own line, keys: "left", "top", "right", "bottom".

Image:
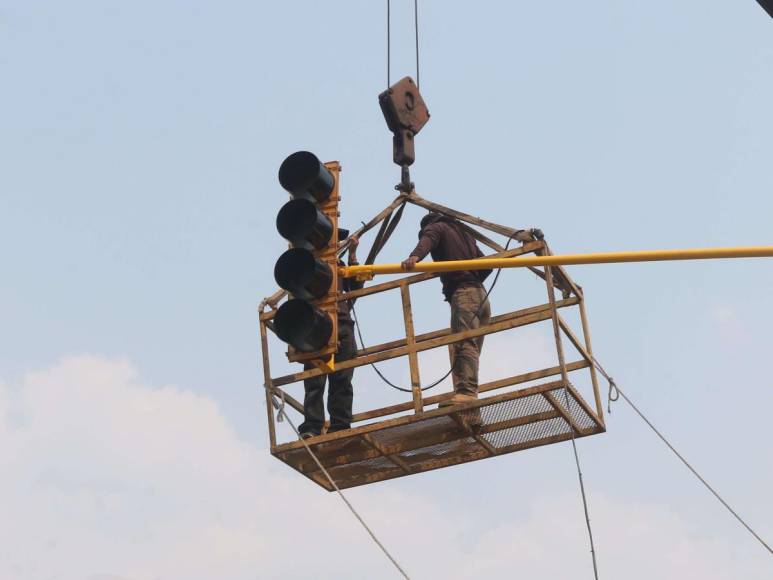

{"left": 606, "top": 376, "right": 619, "bottom": 414}
{"left": 561, "top": 382, "right": 600, "bottom": 580}
{"left": 544, "top": 266, "right": 600, "bottom": 579}
{"left": 596, "top": 357, "right": 773, "bottom": 555}
{"left": 266, "top": 387, "right": 412, "bottom": 578}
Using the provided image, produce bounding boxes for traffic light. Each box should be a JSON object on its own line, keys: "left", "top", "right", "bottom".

{"left": 273, "top": 151, "right": 340, "bottom": 362}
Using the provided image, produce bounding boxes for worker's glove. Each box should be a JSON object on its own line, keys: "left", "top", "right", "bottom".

{"left": 514, "top": 228, "right": 545, "bottom": 243}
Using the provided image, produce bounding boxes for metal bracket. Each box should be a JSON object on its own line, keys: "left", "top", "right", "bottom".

{"left": 395, "top": 165, "right": 414, "bottom": 194}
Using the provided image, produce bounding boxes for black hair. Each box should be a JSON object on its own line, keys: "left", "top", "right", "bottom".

{"left": 420, "top": 213, "right": 442, "bottom": 230}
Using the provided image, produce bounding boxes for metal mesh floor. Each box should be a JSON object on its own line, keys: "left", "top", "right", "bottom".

{"left": 272, "top": 381, "right": 605, "bottom": 491}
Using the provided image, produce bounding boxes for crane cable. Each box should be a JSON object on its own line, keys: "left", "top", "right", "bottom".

{"left": 386, "top": 0, "right": 421, "bottom": 89}
{"left": 597, "top": 358, "right": 773, "bottom": 555}
{"left": 386, "top": 0, "right": 390, "bottom": 88}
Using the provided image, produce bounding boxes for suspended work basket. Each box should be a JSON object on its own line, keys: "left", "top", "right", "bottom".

{"left": 259, "top": 193, "right": 606, "bottom": 490}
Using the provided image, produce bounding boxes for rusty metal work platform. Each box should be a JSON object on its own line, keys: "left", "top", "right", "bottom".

{"left": 259, "top": 191, "right": 607, "bottom": 491}
{"left": 273, "top": 380, "right": 605, "bottom": 490}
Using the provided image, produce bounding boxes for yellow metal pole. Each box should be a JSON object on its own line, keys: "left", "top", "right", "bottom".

{"left": 340, "top": 246, "right": 773, "bottom": 279}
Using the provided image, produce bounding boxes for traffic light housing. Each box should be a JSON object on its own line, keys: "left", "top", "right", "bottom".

{"left": 273, "top": 151, "right": 340, "bottom": 364}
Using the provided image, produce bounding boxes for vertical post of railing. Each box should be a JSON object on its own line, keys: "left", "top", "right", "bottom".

{"left": 578, "top": 297, "right": 604, "bottom": 427}
{"left": 544, "top": 261, "right": 600, "bottom": 580}
{"left": 260, "top": 319, "right": 277, "bottom": 448}
{"left": 400, "top": 283, "right": 424, "bottom": 413}
{"left": 543, "top": 263, "right": 571, "bottom": 398}
{"left": 447, "top": 345, "right": 459, "bottom": 391}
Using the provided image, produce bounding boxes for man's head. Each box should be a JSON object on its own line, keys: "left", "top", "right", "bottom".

{"left": 420, "top": 212, "right": 442, "bottom": 230}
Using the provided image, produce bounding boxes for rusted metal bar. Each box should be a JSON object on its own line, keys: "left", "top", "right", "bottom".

{"left": 362, "top": 434, "right": 413, "bottom": 474}
{"left": 564, "top": 382, "right": 606, "bottom": 432}
{"left": 273, "top": 380, "right": 565, "bottom": 454}
{"left": 337, "top": 193, "right": 408, "bottom": 256}
{"left": 479, "top": 410, "right": 559, "bottom": 434}
{"left": 406, "top": 192, "right": 523, "bottom": 238}
{"left": 579, "top": 297, "right": 604, "bottom": 426}
{"left": 543, "top": 262, "right": 573, "bottom": 434}
{"left": 272, "top": 306, "right": 558, "bottom": 387}
{"left": 450, "top": 413, "right": 498, "bottom": 456}
{"left": 364, "top": 208, "right": 394, "bottom": 265}
{"left": 400, "top": 285, "right": 423, "bottom": 413}
{"left": 543, "top": 392, "right": 580, "bottom": 435}
{"left": 258, "top": 288, "right": 287, "bottom": 313}
{"left": 353, "top": 298, "right": 578, "bottom": 360}
{"left": 557, "top": 314, "right": 594, "bottom": 365}
{"left": 371, "top": 201, "right": 406, "bottom": 261}
{"left": 457, "top": 222, "right": 505, "bottom": 252}
{"left": 259, "top": 320, "right": 277, "bottom": 449}
{"left": 350, "top": 360, "right": 588, "bottom": 423}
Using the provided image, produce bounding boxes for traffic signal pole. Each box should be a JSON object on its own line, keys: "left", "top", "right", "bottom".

{"left": 340, "top": 246, "right": 773, "bottom": 280}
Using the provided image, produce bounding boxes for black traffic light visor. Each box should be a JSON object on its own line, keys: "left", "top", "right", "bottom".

{"left": 276, "top": 198, "right": 334, "bottom": 250}
{"left": 274, "top": 299, "right": 334, "bottom": 352}
{"left": 278, "top": 151, "right": 335, "bottom": 202}
{"left": 274, "top": 248, "right": 333, "bottom": 300}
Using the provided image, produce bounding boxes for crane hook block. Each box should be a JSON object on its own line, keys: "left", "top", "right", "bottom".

{"left": 379, "top": 76, "right": 430, "bottom": 167}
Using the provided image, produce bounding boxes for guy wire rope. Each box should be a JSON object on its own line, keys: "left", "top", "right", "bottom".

{"left": 544, "top": 260, "right": 600, "bottom": 579}
{"left": 265, "top": 387, "right": 412, "bottom": 579}
{"left": 596, "top": 358, "right": 773, "bottom": 555}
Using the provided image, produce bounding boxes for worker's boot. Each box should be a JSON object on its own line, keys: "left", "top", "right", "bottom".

{"left": 439, "top": 392, "right": 483, "bottom": 432}
{"left": 438, "top": 392, "right": 477, "bottom": 408}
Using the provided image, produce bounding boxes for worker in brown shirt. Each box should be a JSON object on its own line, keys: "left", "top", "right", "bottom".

{"left": 401, "top": 213, "right": 492, "bottom": 406}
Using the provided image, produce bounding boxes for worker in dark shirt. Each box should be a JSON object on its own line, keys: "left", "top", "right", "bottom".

{"left": 401, "top": 213, "right": 491, "bottom": 406}
{"left": 299, "top": 230, "right": 364, "bottom": 438}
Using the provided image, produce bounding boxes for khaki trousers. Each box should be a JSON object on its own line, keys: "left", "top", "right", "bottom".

{"left": 450, "top": 285, "right": 491, "bottom": 396}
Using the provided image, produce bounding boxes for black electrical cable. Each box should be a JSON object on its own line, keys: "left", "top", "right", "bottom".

{"left": 351, "top": 234, "right": 514, "bottom": 393}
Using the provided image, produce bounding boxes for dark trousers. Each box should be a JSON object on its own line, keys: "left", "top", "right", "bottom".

{"left": 298, "top": 321, "right": 356, "bottom": 435}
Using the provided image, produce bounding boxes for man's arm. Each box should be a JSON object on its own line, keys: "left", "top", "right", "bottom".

{"left": 345, "top": 235, "right": 364, "bottom": 291}
{"left": 401, "top": 225, "right": 441, "bottom": 270}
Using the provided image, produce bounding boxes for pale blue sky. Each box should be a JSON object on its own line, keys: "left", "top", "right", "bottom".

{"left": 1, "top": 2, "right": 772, "bottom": 578}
